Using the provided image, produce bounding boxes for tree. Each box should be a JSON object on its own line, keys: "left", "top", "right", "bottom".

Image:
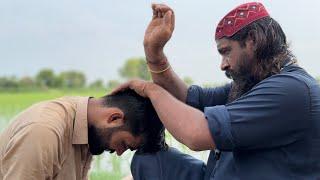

{"left": 316, "top": 77, "right": 320, "bottom": 84}
{"left": 19, "top": 76, "right": 35, "bottom": 89}
{"left": 89, "top": 79, "right": 105, "bottom": 89}
{"left": 0, "top": 76, "right": 19, "bottom": 90}
{"left": 106, "top": 79, "right": 121, "bottom": 90}
{"left": 35, "top": 69, "right": 56, "bottom": 88}
{"left": 119, "top": 57, "right": 151, "bottom": 80}
{"left": 58, "top": 71, "right": 86, "bottom": 88}
{"left": 183, "top": 76, "right": 194, "bottom": 86}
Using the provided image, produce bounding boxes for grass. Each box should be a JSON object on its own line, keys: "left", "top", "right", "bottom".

{"left": 0, "top": 89, "right": 105, "bottom": 118}
{"left": 90, "top": 171, "right": 122, "bottom": 180}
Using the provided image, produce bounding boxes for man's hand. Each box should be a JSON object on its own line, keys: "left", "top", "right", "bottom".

{"left": 144, "top": 4, "right": 175, "bottom": 64}
{"left": 111, "top": 79, "right": 157, "bottom": 98}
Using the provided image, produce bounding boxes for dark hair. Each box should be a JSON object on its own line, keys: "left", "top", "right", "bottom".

{"left": 102, "top": 89, "right": 167, "bottom": 153}
{"left": 228, "top": 16, "right": 296, "bottom": 80}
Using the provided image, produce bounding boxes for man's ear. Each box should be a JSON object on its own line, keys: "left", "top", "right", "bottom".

{"left": 107, "top": 108, "right": 125, "bottom": 126}
{"left": 246, "top": 30, "right": 257, "bottom": 52}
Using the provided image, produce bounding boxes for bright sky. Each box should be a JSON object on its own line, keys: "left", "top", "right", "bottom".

{"left": 1, "top": 0, "right": 319, "bottom": 84}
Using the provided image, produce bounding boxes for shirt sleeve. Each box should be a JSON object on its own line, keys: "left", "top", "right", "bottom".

{"left": 1, "top": 124, "right": 62, "bottom": 180}
{"left": 204, "top": 75, "right": 311, "bottom": 151}
{"left": 186, "top": 83, "right": 231, "bottom": 111}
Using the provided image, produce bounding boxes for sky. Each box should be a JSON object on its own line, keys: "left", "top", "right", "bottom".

{"left": 0, "top": 0, "right": 319, "bottom": 85}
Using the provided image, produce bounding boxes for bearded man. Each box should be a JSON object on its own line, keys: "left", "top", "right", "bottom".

{"left": 113, "top": 2, "right": 320, "bottom": 179}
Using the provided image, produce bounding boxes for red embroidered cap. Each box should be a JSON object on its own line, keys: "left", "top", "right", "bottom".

{"left": 215, "top": 2, "right": 270, "bottom": 39}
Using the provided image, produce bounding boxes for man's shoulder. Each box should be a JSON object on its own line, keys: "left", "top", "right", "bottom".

{"left": 246, "top": 66, "right": 320, "bottom": 109}
{"left": 258, "top": 66, "right": 318, "bottom": 91}
{"left": 5, "top": 96, "right": 85, "bottom": 142}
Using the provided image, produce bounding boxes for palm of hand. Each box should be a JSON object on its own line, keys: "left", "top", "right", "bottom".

{"left": 144, "top": 18, "right": 172, "bottom": 49}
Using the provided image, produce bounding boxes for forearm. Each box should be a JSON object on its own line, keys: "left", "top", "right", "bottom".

{"left": 146, "top": 83, "right": 215, "bottom": 151}
{"left": 146, "top": 49, "right": 189, "bottom": 102}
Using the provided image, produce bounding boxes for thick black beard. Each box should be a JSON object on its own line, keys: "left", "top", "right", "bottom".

{"left": 88, "top": 125, "right": 107, "bottom": 155}
{"left": 88, "top": 125, "right": 122, "bottom": 155}
{"left": 225, "top": 54, "right": 260, "bottom": 103}
{"left": 226, "top": 75, "right": 258, "bottom": 103}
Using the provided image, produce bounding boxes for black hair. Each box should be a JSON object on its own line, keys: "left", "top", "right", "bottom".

{"left": 228, "top": 16, "right": 296, "bottom": 79}
{"left": 102, "top": 89, "right": 167, "bottom": 153}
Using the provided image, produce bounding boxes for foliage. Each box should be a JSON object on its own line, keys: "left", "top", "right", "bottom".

{"left": 58, "top": 70, "right": 86, "bottom": 88}
{"left": 183, "top": 76, "right": 194, "bottom": 86}
{"left": 19, "top": 76, "right": 36, "bottom": 89}
{"left": 106, "top": 79, "right": 121, "bottom": 91}
{"left": 0, "top": 56, "right": 198, "bottom": 93}
{"left": 35, "top": 69, "right": 57, "bottom": 88}
{"left": 89, "top": 79, "right": 105, "bottom": 89}
{"left": 0, "top": 76, "right": 19, "bottom": 90}
{"left": 1, "top": 69, "right": 88, "bottom": 91}
{"left": 119, "top": 57, "right": 151, "bottom": 80}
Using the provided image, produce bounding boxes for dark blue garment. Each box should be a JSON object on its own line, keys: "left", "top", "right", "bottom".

{"left": 131, "top": 147, "right": 206, "bottom": 180}
{"left": 131, "top": 65, "right": 320, "bottom": 180}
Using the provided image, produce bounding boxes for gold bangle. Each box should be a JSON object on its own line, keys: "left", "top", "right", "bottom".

{"left": 148, "top": 64, "right": 171, "bottom": 74}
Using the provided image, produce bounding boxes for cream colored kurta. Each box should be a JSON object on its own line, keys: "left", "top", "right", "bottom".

{"left": 0, "top": 96, "right": 93, "bottom": 180}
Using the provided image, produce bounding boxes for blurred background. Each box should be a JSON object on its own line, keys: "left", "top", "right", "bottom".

{"left": 1, "top": 0, "right": 319, "bottom": 179}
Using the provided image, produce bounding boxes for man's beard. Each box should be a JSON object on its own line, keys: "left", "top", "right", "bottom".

{"left": 226, "top": 53, "right": 260, "bottom": 103}
{"left": 88, "top": 125, "right": 125, "bottom": 155}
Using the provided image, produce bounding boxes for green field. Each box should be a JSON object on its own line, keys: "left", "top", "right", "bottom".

{"left": 0, "top": 90, "right": 209, "bottom": 180}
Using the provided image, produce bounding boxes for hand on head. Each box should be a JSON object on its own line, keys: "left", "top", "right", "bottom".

{"left": 110, "top": 79, "right": 155, "bottom": 98}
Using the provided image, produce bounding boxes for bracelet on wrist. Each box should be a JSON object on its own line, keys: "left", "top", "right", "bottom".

{"left": 148, "top": 64, "right": 171, "bottom": 74}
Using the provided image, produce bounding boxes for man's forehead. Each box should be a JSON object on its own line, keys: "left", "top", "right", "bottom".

{"left": 216, "top": 38, "right": 232, "bottom": 49}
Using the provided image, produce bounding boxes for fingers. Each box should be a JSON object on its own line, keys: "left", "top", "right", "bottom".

{"left": 156, "top": 4, "right": 172, "bottom": 14}
{"left": 170, "top": 10, "right": 175, "bottom": 31}
{"left": 110, "top": 82, "right": 130, "bottom": 95}
{"left": 151, "top": 3, "right": 173, "bottom": 18}
{"left": 164, "top": 10, "right": 174, "bottom": 31}
{"left": 110, "top": 80, "right": 152, "bottom": 98}
{"left": 152, "top": 4, "right": 157, "bottom": 19}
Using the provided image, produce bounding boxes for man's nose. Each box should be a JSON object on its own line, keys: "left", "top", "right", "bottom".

{"left": 220, "top": 57, "right": 230, "bottom": 71}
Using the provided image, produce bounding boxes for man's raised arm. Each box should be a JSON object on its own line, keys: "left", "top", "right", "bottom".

{"left": 144, "top": 4, "right": 188, "bottom": 102}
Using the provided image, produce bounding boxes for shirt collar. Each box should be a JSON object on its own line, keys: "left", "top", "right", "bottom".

{"left": 72, "top": 97, "right": 90, "bottom": 145}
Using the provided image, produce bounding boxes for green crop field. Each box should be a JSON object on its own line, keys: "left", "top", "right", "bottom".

{"left": 0, "top": 90, "right": 209, "bottom": 180}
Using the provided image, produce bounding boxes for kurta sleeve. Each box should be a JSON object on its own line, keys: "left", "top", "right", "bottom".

{"left": 186, "top": 83, "right": 231, "bottom": 111}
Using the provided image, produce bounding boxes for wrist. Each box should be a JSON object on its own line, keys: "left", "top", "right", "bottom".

{"left": 145, "top": 53, "right": 170, "bottom": 73}
{"left": 145, "top": 82, "right": 162, "bottom": 98}
{"left": 144, "top": 46, "right": 167, "bottom": 65}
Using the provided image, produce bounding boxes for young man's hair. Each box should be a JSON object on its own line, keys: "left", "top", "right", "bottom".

{"left": 101, "top": 89, "right": 167, "bottom": 153}
{"left": 228, "top": 16, "right": 296, "bottom": 80}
